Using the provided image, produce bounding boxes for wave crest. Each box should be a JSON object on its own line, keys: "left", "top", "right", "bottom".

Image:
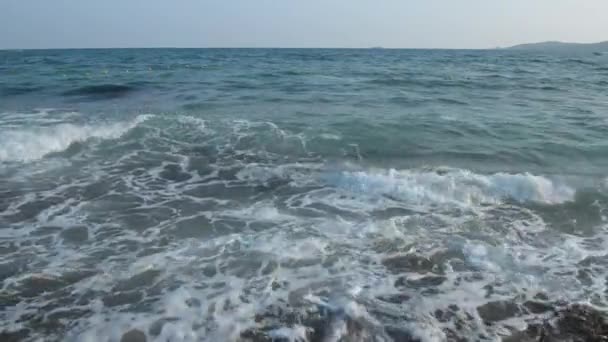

{"left": 327, "top": 168, "right": 575, "bottom": 205}
{"left": 0, "top": 115, "right": 152, "bottom": 162}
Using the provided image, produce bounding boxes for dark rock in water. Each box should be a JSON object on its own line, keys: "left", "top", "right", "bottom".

{"left": 240, "top": 329, "right": 272, "bottom": 342}
{"left": 384, "top": 326, "right": 420, "bottom": 342}
{"left": 371, "top": 207, "right": 419, "bottom": 219}
{"left": 46, "top": 308, "right": 91, "bottom": 322}
{"left": 219, "top": 255, "right": 264, "bottom": 278}
{"left": 434, "top": 308, "right": 456, "bottom": 323}
{"left": 503, "top": 324, "right": 546, "bottom": 342}
{"left": 60, "top": 269, "right": 97, "bottom": 286}
{"left": 148, "top": 321, "right": 165, "bottom": 337}
{"left": 382, "top": 254, "right": 436, "bottom": 274}
{"left": 0, "top": 293, "right": 21, "bottom": 307}
{"left": 34, "top": 236, "right": 54, "bottom": 247}
{"left": 60, "top": 226, "right": 89, "bottom": 244}
{"left": 552, "top": 305, "right": 608, "bottom": 341}
{"left": 0, "top": 258, "right": 29, "bottom": 282}
{"left": 0, "top": 242, "right": 18, "bottom": 255}
{"left": 394, "top": 275, "right": 447, "bottom": 288}
{"left": 306, "top": 313, "right": 376, "bottom": 342}
{"left": 120, "top": 329, "right": 147, "bottom": 342}
{"left": 102, "top": 291, "right": 143, "bottom": 307}
{"left": 443, "top": 328, "right": 469, "bottom": 342}
{"left": 17, "top": 275, "right": 66, "bottom": 298}
{"left": 171, "top": 215, "right": 213, "bottom": 239}
{"left": 577, "top": 269, "right": 595, "bottom": 286}
{"left": 159, "top": 164, "right": 192, "bottom": 182}
{"left": 148, "top": 318, "right": 179, "bottom": 337}
{"left": 579, "top": 255, "right": 608, "bottom": 267}
{"left": 29, "top": 226, "right": 62, "bottom": 236}
{"left": 186, "top": 156, "right": 215, "bottom": 175}
{"left": 261, "top": 260, "right": 279, "bottom": 276}
{"left": 0, "top": 329, "right": 30, "bottom": 342}
{"left": 14, "top": 197, "right": 64, "bottom": 221}
{"left": 202, "top": 264, "right": 217, "bottom": 277}
{"left": 243, "top": 300, "right": 386, "bottom": 342}
{"left": 504, "top": 304, "right": 608, "bottom": 342}
{"left": 523, "top": 300, "right": 554, "bottom": 314}
{"left": 112, "top": 269, "right": 161, "bottom": 292}
{"left": 377, "top": 293, "right": 411, "bottom": 304}
{"left": 477, "top": 300, "right": 521, "bottom": 323}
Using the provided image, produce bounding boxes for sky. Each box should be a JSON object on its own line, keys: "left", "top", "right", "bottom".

{"left": 1, "top": 0, "right": 608, "bottom": 49}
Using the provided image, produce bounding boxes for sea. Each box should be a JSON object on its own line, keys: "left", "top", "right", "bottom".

{"left": 1, "top": 48, "right": 607, "bottom": 341}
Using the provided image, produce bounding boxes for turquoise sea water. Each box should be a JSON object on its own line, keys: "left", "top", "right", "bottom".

{"left": 1, "top": 49, "right": 608, "bottom": 341}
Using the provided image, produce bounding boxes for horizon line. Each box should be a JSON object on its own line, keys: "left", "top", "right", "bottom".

{"left": 0, "top": 46, "right": 498, "bottom": 51}
{"left": 3, "top": 39, "right": 606, "bottom": 51}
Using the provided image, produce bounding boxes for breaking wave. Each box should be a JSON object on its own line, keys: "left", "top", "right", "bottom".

{"left": 327, "top": 167, "right": 575, "bottom": 205}
{"left": 0, "top": 115, "right": 152, "bottom": 162}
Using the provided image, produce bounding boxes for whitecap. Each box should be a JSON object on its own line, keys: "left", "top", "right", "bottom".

{"left": 268, "top": 326, "right": 310, "bottom": 342}
{"left": 319, "top": 133, "right": 342, "bottom": 140}
{"left": 326, "top": 168, "right": 574, "bottom": 206}
{"left": 176, "top": 115, "right": 212, "bottom": 134}
{"left": 0, "top": 114, "right": 152, "bottom": 162}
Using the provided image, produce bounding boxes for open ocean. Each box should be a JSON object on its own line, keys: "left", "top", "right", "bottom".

{"left": 1, "top": 48, "right": 608, "bottom": 341}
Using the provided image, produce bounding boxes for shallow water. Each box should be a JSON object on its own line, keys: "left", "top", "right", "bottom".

{"left": 1, "top": 48, "right": 607, "bottom": 341}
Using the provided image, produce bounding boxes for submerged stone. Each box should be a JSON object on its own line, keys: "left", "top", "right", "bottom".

{"left": 477, "top": 300, "right": 521, "bottom": 323}
{"left": 60, "top": 226, "right": 89, "bottom": 243}
{"left": 504, "top": 304, "right": 608, "bottom": 342}
{"left": 120, "top": 329, "right": 147, "bottom": 342}
{"left": 382, "top": 254, "right": 436, "bottom": 274}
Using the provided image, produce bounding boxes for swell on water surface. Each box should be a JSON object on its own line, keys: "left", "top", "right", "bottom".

{"left": 62, "top": 84, "right": 139, "bottom": 99}
{"left": 1, "top": 85, "right": 44, "bottom": 96}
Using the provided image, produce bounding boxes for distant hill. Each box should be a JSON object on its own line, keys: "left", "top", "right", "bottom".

{"left": 507, "top": 41, "right": 608, "bottom": 52}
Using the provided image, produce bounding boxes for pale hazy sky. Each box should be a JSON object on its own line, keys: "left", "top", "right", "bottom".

{"left": 1, "top": 0, "right": 607, "bottom": 49}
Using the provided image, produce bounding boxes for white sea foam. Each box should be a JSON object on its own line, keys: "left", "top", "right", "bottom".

{"left": 236, "top": 162, "right": 322, "bottom": 187}
{"left": 0, "top": 114, "right": 152, "bottom": 162}
{"left": 0, "top": 109, "right": 80, "bottom": 127}
{"left": 1, "top": 113, "right": 603, "bottom": 342}
{"left": 318, "top": 133, "right": 342, "bottom": 140}
{"left": 176, "top": 115, "right": 213, "bottom": 134}
{"left": 268, "top": 326, "right": 310, "bottom": 341}
{"left": 327, "top": 168, "right": 575, "bottom": 205}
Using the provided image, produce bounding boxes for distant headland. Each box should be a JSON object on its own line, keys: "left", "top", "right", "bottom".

{"left": 506, "top": 40, "right": 608, "bottom": 52}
